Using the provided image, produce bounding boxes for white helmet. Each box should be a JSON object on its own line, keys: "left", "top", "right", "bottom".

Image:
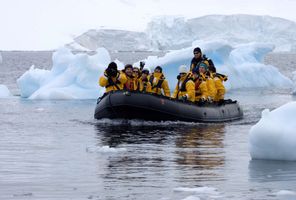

{"left": 178, "top": 65, "right": 187, "bottom": 73}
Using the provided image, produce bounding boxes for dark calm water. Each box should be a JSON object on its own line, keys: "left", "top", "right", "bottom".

{"left": 0, "top": 51, "right": 296, "bottom": 200}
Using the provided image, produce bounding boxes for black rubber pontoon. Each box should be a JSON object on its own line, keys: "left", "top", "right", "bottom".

{"left": 94, "top": 91, "right": 243, "bottom": 122}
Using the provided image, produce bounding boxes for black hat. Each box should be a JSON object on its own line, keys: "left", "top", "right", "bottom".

{"left": 154, "top": 66, "right": 162, "bottom": 73}
{"left": 193, "top": 47, "right": 201, "bottom": 54}
{"left": 108, "top": 62, "right": 117, "bottom": 70}
{"left": 124, "top": 64, "right": 133, "bottom": 70}
{"left": 142, "top": 69, "right": 149, "bottom": 74}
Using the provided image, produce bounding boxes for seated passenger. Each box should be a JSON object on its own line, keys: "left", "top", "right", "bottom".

{"left": 211, "top": 68, "right": 227, "bottom": 104}
{"left": 149, "top": 66, "right": 170, "bottom": 97}
{"left": 172, "top": 65, "right": 195, "bottom": 102}
{"left": 99, "top": 62, "right": 127, "bottom": 93}
{"left": 191, "top": 67, "right": 208, "bottom": 104}
{"left": 133, "top": 66, "right": 141, "bottom": 89}
{"left": 123, "top": 64, "right": 137, "bottom": 91}
{"left": 138, "top": 69, "right": 152, "bottom": 93}
{"left": 199, "top": 62, "right": 217, "bottom": 102}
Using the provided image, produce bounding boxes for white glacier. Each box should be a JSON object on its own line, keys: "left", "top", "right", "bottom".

{"left": 0, "top": 84, "right": 11, "bottom": 98}
{"left": 249, "top": 102, "right": 296, "bottom": 161}
{"left": 69, "top": 14, "right": 296, "bottom": 52}
{"left": 17, "top": 41, "right": 293, "bottom": 99}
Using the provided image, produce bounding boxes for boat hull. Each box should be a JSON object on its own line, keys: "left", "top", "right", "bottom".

{"left": 94, "top": 91, "right": 243, "bottom": 122}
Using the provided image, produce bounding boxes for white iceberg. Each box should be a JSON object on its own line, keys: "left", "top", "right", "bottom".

{"left": 17, "top": 47, "right": 112, "bottom": 99}
{"left": 0, "top": 84, "right": 11, "bottom": 98}
{"left": 249, "top": 101, "right": 296, "bottom": 161}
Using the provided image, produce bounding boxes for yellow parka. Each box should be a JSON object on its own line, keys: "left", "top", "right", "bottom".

{"left": 99, "top": 70, "right": 127, "bottom": 93}
{"left": 213, "top": 73, "right": 227, "bottom": 102}
{"left": 149, "top": 72, "right": 170, "bottom": 97}
{"left": 201, "top": 73, "right": 216, "bottom": 100}
{"left": 172, "top": 74, "right": 195, "bottom": 102}
{"left": 124, "top": 73, "right": 138, "bottom": 91}
{"left": 193, "top": 76, "right": 208, "bottom": 102}
{"left": 138, "top": 78, "right": 152, "bottom": 93}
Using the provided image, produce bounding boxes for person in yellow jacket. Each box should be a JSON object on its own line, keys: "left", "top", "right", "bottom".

{"left": 172, "top": 65, "right": 195, "bottom": 102}
{"left": 149, "top": 66, "right": 170, "bottom": 97}
{"left": 99, "top": 62, "right": 127, "bottom": 93}
{"left": 211, "top": 68, "right": 227, "bottom": 104}
{"left": 191, "top": 67, "right": 208, "bottom": 104}
{"left": 199, "top": 62, "right": 216, "bottom": 102}
{"left": 132, "top": 66, "right": 141, "bottom": 89}
{"left": 123, "top": 64, "right": 137, "bottom": 91}
{"left": 138, "top": 69, "right": 152, "bottom": 93}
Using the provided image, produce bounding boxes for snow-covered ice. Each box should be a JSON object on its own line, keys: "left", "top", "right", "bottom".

{"left": 249, "top": 101, "right": 296, "bottom": 161}
{"left": 174, "top": 186, "right": 222, "bottom": 200}
{"left": 143, "top": 41, "right": 292, "bottom": 90}
{"left": 70, "top": 15, "right": 296, "bottom": 52}
{"left": 17, "top": 41, "right": 292, "bottom": 99}
{"left": 17, "top": 48, "right": 112, "bottom": 99}
{"left": 276, "top": 190, "right": 296, "bottom": 200}
{"left": 0, "top": 85, "right": 11, "bottom": 98}
{"left": 86, "top": 145, "right": 126, "bottom": 154}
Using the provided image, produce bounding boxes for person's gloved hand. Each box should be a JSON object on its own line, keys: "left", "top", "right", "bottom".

{"left": 207, "top": 97, "right": 213, "bottom": 103}
{"left": 180, "top": 95, "right": 187, "bottom": 101}
{"left": 200, "top": 97, "right": 206, "bottom": 102}
{"left": 140, "top": 61, "right": 145, "bottom": 70}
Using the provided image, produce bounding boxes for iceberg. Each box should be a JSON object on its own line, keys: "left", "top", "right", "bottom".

{"left": 249, "top": 102, "right": 296, "bottom": 161}
{"left": 17, "top": 48, "right": 112, "bottom": 99}
{"left": 142, "top": 41, "right": 292, "bottom": 90}
{"left": 69, "top": 15, "right": 296, "bottom": 52}
{"left": 17, "top": 41, "right": 292, "bottom": 99}
{"left": 0, "top": 84, "right": 11, "bottom": 98}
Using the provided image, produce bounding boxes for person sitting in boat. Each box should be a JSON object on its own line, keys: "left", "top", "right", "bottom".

{"left": 199, "top": 62, "right": 217, "bottom": 103}
{"left": 190, "top": 47, "right": 216, "bottom": 73}
{"left": 210, "top": 67, "right": 227, "bottom": 105}
{"left": 99, "top": 62, "right": 127, "bottom": 93}
{"left": 149, "top": 66, "right": 170, "bottom": 97}
{"left": 172, "top": 65, "right": 195, "bottom": 102}
{"left": 191, "top": 67, "right": 208, "bottom": 104}
{"left": 132, "top": 66, "right": 141, "bottom": 90}
{"left": 138, "top": 68, "right": 152, "bottom": 93}
{"left": 123, "top": 64, "right": 137, "bottom": 91}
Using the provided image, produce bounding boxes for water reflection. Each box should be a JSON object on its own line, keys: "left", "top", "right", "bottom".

{"left": 249, "top": 159, "right": 296, "bottom": 182}
{"left": 94, "top": 122, "right": 226, "bottom": 185}
{"left": 94, "top": 123, "right": 176, "bottom": 147}
{"left": 175, "top": 124, "right": 225, "bottom": 169}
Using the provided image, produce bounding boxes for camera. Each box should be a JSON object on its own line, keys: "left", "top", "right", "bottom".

{"left": 106, "top": 68, "right": 117, "bottom": 77}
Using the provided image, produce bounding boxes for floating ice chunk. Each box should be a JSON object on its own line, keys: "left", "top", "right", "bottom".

{"left": 249, "top": 102, "right": 296, "bottom": 161}
{"left": 174, "top": 187, "right": 218, "bottom": 194}
{"left": 0, "top": 84, "right": 11, "bottom": 98}
{"left": 276, "top": 190, "right": 296, "bottom": 200}
{"left": 86, "top": 146, "right": 126, "bottom": 154}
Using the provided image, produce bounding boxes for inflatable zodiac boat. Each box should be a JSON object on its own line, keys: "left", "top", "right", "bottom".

{"left": 94, "top": 91, "right": 243, "bottom": 122}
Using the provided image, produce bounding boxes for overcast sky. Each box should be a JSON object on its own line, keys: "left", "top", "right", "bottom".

{"left": 1, "top": 0, "right": 296, "bottom": 50}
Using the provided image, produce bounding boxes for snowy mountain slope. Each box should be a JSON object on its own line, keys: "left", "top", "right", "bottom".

{"left": 67, "top": 14, "right": 296, "bottom": 52}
